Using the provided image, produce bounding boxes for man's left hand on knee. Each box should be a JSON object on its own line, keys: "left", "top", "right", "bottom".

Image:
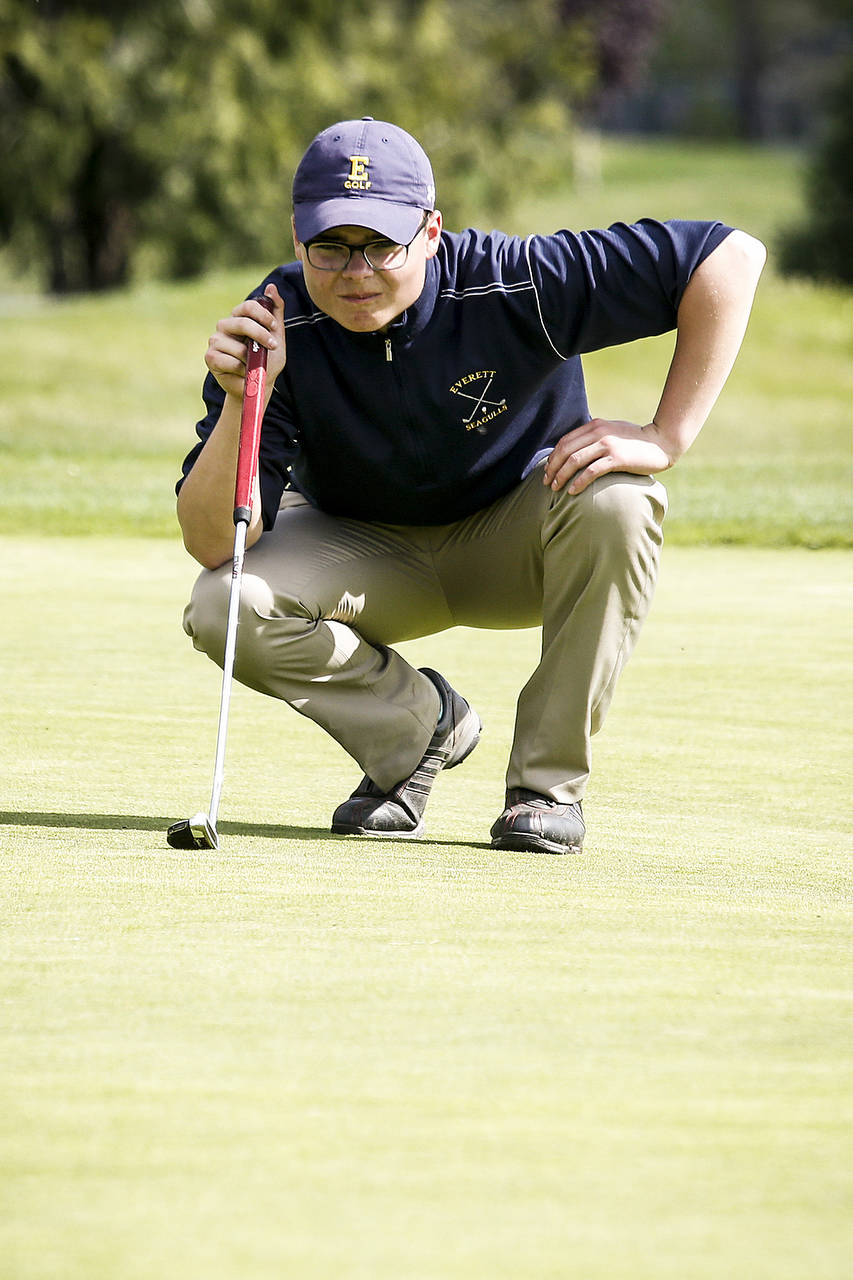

{"left": 543, "top": 418, "right": 675, "bottom": 496}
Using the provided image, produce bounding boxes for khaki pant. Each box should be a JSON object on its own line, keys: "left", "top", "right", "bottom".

{"left": 183, "top": 467, "right": 667, "bottom": 804}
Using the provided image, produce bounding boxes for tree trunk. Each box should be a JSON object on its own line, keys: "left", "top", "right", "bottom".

{"left": 733, "top": 0, "right": 767, "bottom": 140}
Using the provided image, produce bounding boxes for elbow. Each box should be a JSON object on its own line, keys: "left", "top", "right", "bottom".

{"left": 178, "top": 517, "right": 231, "bottom": 571}
{"left": 181, "top": 526, "right": 231, "bottom": 571}
{"left": 180, "top": 515, "right": 265, "bottom": 571}
{"left": 176, "top": 495, "right": 231, "bottom": 570}
{"left": 190, "top": 544, "right": 231, "bottom": 572}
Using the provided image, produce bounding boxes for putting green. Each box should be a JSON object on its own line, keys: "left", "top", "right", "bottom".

{"left": 1, "top": 539, "right": 851, "bottom": 1279}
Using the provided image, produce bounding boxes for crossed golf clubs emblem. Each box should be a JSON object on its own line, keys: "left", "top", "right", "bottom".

{"left": 451, "top": 371, "right": 507, "bottom": 425}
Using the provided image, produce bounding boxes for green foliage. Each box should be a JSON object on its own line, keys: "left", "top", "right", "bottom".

{"left": 0, "top": 0, "right": 304, "bottom": 289}
{"left": 0, "top": 6, "right": 154, "bottom": 289}
{"left": 0, "top": 0, "right": 593, "bottom": 292}
{"left": 779, "top": 55, "right": 853, "bottom": 286}
{"left": 304, "top": 0, "right": 590, "bottom": 227}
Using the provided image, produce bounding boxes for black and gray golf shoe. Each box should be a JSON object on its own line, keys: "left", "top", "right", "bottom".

{"left": 331, "top": 668, "right": 482, "bottom": 839}
{"left": 490, "top": 789, "right": 585, "bottom": 855}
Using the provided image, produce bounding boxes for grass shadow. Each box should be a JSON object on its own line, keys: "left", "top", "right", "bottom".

{"left": 0, "top": 810, "right": 492, "bottom": 850}
{"left": 0, "top": 810, "right": 333, "bottom": 842}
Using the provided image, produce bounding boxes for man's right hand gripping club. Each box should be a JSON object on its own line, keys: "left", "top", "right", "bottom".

{"left": 177, "top": 284, "right": 287, "bottom": 571}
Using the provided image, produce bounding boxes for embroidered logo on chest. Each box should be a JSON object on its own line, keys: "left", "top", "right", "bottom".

{"left": 449, "top": 369, "right": 508, "bottom": 434}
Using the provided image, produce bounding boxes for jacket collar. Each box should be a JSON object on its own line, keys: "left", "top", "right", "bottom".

{"left": 384, "top": 253, "right": 440, "bottom": 341}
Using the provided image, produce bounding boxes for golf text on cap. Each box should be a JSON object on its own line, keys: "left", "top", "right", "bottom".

{"left": 345, "top": 156, "right": 371, "bottom": 190}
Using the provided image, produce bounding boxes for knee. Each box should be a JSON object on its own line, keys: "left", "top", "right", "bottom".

{"left": 183, "top": 568, "right": 337, "bottom": 688}
{"left": 573, "top": 473, "right": 667, "bottom": 551}
{"left": 182, "top": 568, "right": 279, "bottom": 663}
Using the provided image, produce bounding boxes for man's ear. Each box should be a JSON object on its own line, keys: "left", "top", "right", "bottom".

{"left": 291, "top": 214, "right": 304, "bottom": 261}
{"left": 424, "top": 210, "right": 443, "bottom": 259}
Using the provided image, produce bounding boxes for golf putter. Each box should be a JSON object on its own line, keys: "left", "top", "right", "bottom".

{"left": 167, "top": 294, "right": 275, "bottom": 851}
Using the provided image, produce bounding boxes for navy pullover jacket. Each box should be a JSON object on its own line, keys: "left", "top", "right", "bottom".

{"left": 179, "top": 219, "right": 731, "bottom": 527}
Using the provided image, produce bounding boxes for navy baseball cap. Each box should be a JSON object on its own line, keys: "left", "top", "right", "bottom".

{"left": 292, "top": 117, "right": 436, "bottom": 244}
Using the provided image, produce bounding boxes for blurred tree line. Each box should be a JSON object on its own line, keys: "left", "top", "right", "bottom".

{"left": 594, "top": 0, "right": 852, "bottom": 286}
{"left": 597, "top": 0, "right": 848, "bottom": 141}
{"left": 779, "top": 50, "right": 853, "bottom": 286}
{"left": 0, "top": 0, "right": 659, "bottom": 292}
{"left": 0, "top": 0, "right": 849, "bottom": 292}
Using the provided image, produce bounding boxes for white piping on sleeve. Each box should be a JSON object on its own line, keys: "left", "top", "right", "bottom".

{"left": 524, "top": 235, "right": 568, "bottom": 361}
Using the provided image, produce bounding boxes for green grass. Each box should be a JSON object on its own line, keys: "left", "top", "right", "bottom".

{"left": 2, "top": 538, "right": 852, "bottom": 1279}
{"left": 0, "top": 137, "right": 850, "bottom": 547}
{"left": 508, "top": 136, "right": 808, "bottom": 244}
{"left": 1, "top": 136, "right": 851, "bottom": 1278}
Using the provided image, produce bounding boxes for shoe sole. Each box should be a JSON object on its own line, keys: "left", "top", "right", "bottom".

{"left": 491, "top": 832, "right": 583, "bottom": 856}
{"left": 331, "top": 819, "right": 426, "bottom": 840}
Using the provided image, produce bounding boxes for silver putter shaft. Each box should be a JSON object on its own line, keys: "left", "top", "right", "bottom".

{"left": 165, "top": 519, "right": 249, "bottom": 851}
{"left": 167, "top": 295, "right": 274, "bottom": 851}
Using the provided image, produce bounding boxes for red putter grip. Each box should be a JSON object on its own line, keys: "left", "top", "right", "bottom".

{"left": 233, "top": 294, "right": 275, "bottom": 524}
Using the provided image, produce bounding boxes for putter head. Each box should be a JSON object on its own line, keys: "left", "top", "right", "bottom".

{"left": 166, "top": 812, "right": 219, "bottom": 850}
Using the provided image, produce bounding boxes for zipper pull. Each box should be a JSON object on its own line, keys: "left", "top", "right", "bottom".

{"left": 385, "top": 338, "right": 393, "bottom": 362}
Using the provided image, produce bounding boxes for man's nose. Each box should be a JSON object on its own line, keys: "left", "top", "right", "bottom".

{"left": 342, "top": 248, "right": 374, "bottom": 277}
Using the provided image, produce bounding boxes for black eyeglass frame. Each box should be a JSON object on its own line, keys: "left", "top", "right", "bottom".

{"left": 304, "top": 212, "right": 432, "bottom": 272}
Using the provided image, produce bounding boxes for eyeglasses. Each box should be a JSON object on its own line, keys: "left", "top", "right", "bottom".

{"left": 305, "top": 213, "right": 431, "bottom": 272}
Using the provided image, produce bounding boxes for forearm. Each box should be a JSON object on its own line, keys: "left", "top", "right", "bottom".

{"left": 652, "top": 229, "right": 767, "bottom": 461}
{"left": 177, "top": 395, "right": 265, "bottom": 569}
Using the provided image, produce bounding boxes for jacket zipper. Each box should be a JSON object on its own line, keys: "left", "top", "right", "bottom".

{"left": 381, "top": 333, "right": 431, "bottom": 480}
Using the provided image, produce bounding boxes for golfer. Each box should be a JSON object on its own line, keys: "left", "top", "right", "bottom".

{"left": 176, "top": 117, "right": 765, "bottom": 854}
